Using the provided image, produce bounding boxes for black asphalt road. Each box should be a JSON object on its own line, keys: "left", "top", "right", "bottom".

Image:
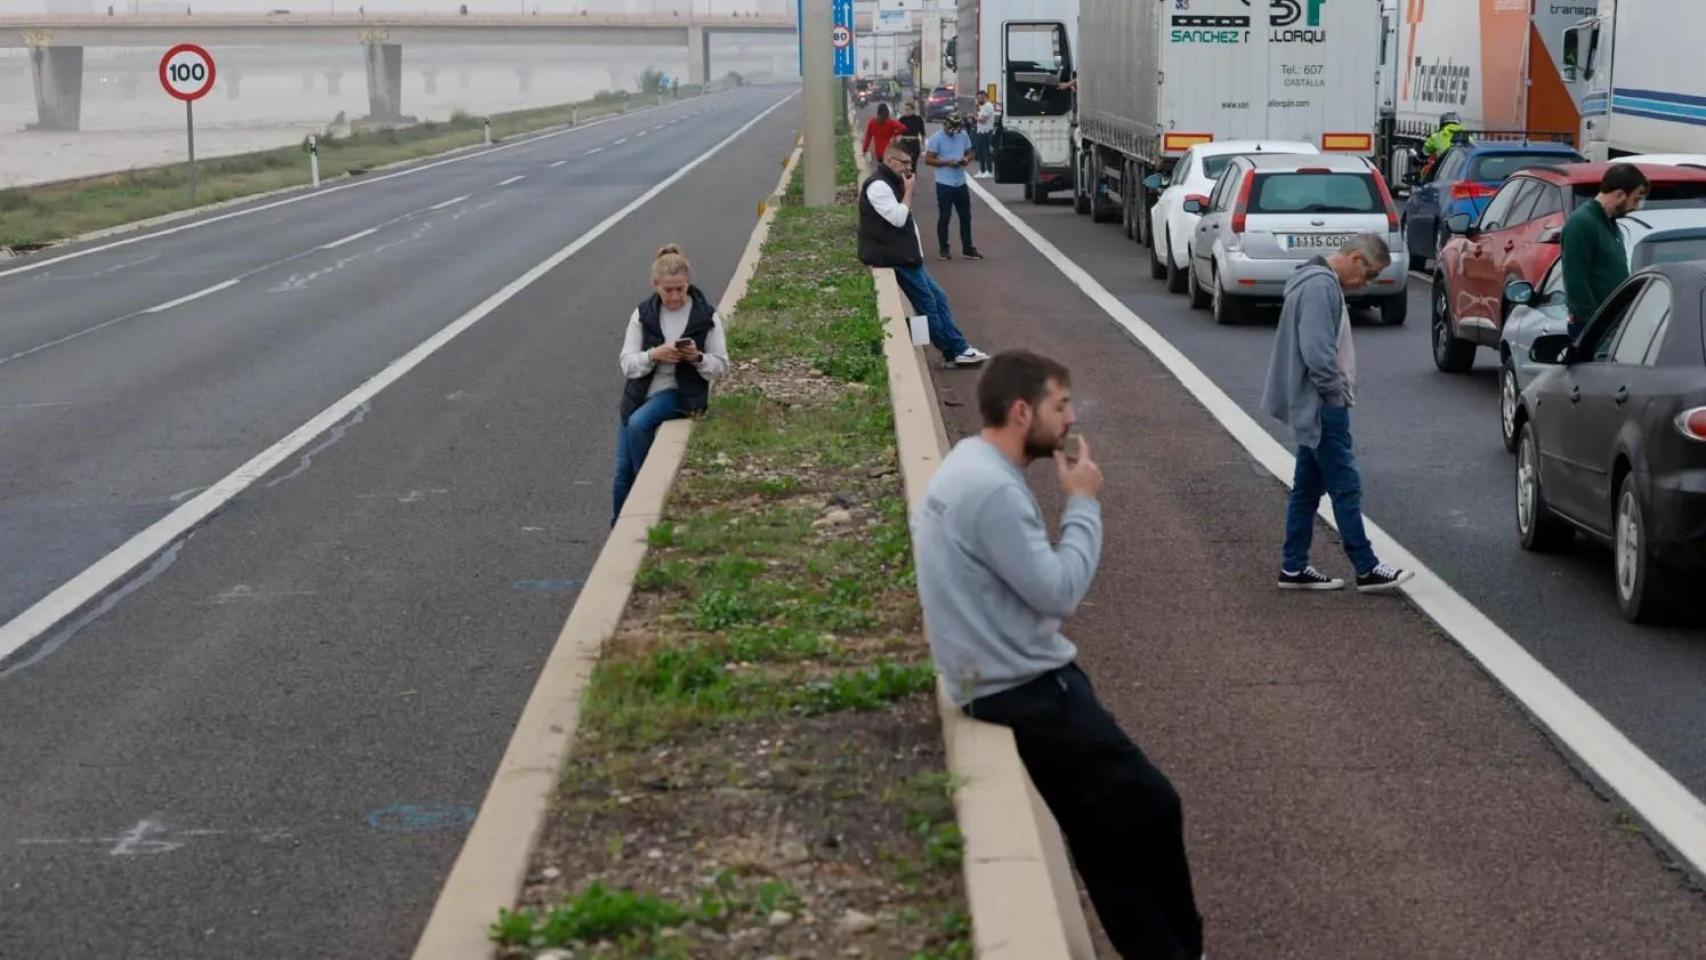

{"left": 0, "top": 85, "right": 800, "bottom": 959}
{"left": 953, "top": 177, "right": 1706, "bottom": 805}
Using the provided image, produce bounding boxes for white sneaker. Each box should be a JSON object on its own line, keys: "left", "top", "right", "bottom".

{"left": 952, "top": 347, "right": 990, "bottom": 367}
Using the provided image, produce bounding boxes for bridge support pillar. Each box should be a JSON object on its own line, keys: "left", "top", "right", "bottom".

{"left": 364, "top": 42, "right": 404, "bottom": 122}
{"left": 687, "top": 25, "right": 710, "bottom": 85}
{"left": 29, "top": 46, "right": 83, "bottom": 132}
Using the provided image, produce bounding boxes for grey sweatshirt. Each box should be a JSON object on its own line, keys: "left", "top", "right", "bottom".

{"left": 912, "top": 436, "right": 1103, "bottom": 706}
{"left": 1261, "top": 257, "right": 1356, "bottom": 449}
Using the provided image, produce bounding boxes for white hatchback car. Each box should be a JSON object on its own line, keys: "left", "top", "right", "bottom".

{"left": 1146, "top": 140, "right": 1318, "bottom": 294}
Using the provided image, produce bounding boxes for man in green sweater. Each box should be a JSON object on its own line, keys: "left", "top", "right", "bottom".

{"left": 1562, "top": 164, "right": 1649, "bottom": 335}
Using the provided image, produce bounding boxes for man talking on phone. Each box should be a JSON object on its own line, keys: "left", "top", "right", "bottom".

{"left": 913, "top": 351, "right": 1204, "bottom": 960}
{"left": 859, "top": 139, "right": 989, "bottom": 367}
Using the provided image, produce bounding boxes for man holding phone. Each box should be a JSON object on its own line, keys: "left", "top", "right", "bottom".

{"left": 924, "top": 113, "right": 983, "bottom": 261}
{"left": 858, "top": 140, "right": 989, "bottom": 368}
{"left": 913, "top": 351, "right": 1204, "bottom": 960}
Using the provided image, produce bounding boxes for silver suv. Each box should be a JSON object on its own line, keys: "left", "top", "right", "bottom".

{"left": 1184, "top": 154, "right": 1409, "bottom": 325}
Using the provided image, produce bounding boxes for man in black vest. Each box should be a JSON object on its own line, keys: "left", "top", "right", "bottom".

{"left": 614, "top": 245, "right": 729, "bottom": 525}
{"left": 860, "top": 140, "right": 989, "bottom": 368}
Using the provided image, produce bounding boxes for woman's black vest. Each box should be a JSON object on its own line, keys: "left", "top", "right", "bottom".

{"left": 858, "top": 166, "right": 924, "bottom": 269}
{"left": 620, "top": 285, "right": 717, "bottom": 423}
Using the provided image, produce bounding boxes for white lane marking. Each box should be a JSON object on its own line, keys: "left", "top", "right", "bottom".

{"left": 318, "top": 227, "right": 379, "bottom": 251}
{"left": 93, "top": 254, "right": 161, "bottom": 276}
{"left": 966, "top": 177, "right": 1706, "bottom": 878}
{"left": 0, "top": 89, "right": 798, "bottom": 669}
{"left": 636, "top": 130, "right": 650, "bottom": 138}
{"left": 584, "top": 147, "right": 604, "bottom": 156}
{"left": 614, "top": 137, "right": 629, "bottom": 145}
{"left": 141, "top": 278, "right": 240, "bottom": 314}
{"left": 549, "top": 160, "right": 568, "bottom": 168}
{"left": 497, "top": 175, "right": 526, "bottom": 187}
{"left": 429, "top": 195, "right": 469, "bottom": 211}
{"left": 1410, "top": 268, "right": 1432, "bottom": 282}
{"left": 653, "top": 124, "right": 667, "bottom": 131}
{"left": 0, "top": 92, "right": 736, "bottom": 281}
{"left": 0, "top": 313, "right": 140, "bottom": 367}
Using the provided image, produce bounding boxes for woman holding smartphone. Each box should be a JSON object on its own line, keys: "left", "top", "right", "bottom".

{"left": 612, "top": 244, "right": 729, "bottom": 524}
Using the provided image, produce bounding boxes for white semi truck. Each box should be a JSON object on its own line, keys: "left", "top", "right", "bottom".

{"left": 954, "top": 0, "right": 1080, "bottom": 202}
{"left": 1564, "top": 0, "right": 1706, "bottom": 161}
{"left": 1378, "top": 0, "right": 1592, "bottom": 182}
{"left": 1071, "top": 0, "right": 1383, "bottom": 244}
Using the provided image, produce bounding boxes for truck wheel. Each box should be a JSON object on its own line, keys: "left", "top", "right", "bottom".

{"left": 1030, "top": 156, "right": 1048, "bottom": 205}
{"left": 1072, "top": 149, "right": 1091, "bottom": 216}
{"left": 1090, "top": 149, "right": 1119, "bottom": 222}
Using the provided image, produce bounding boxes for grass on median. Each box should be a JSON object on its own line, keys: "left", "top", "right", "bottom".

{"left": 0, "top": 88, "right": 668, "bottom": 249}
{"left": 495, "top": 107, "right": 969, "bottom": 960}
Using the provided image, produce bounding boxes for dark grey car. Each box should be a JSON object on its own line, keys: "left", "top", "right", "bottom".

{"left": 1512, "top": 261, "right": 1706, "bottom": 622}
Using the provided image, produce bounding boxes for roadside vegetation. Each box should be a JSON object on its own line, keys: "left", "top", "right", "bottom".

{"left": 492, "top": 112, "right": 969, "bottom": 959}
{"left": 0, "top": 78, "right": 732, "bottom": 250}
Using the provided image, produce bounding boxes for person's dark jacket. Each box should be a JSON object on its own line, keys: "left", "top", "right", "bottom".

{"left": 620, "top": 285, "right": 717, "bottom": 423}
{"left": 1561, "top": 199, "right": 1630, "bottom": 328}
{"left": 898, "top": 113, "right": 926, "bottom": 139}
{"left": 858, "top": 165, "right": 925, "bottom": 269}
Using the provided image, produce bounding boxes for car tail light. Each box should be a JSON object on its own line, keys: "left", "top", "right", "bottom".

{"left": 1230, "top": 170, "right": 1256, "bottom": 234}
{"left": 1676, "top": 407, "right": 1706, "bottom": 442}
{"left": 1372, "top": 170, "right": 1400, "bottom": 232}
{"left": 1451, "top": 181, "right": 1499, "bottom": 202}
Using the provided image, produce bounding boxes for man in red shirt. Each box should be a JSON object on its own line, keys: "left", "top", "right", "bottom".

{"left": 862, "top": 103, "right": 907, "bottom": 166}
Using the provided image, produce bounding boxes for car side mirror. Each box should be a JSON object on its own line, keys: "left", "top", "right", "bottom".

{"left": 1445, "top": 212, "right": 1474, "bottom": 236}
{"left": 1505, "top": 279, "right": 1536, "bottom": 306}
{"left": 1143, "top": 172, "right": 1168, "bottom": 191}
{"left": 1182, "top": 195, "right": 1209, "bottom": 215}
{"left": 1529, "top": 333, "right": 1574, "bottom": 365}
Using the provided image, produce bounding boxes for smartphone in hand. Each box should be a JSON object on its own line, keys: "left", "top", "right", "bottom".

{"left": 674, "top": 338, "right": 695, "bottom": 350}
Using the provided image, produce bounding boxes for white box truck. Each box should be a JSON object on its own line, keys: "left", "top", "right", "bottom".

{"left": 1564, "top": 0, "right": 1706, "bottom": 161}
{"left": 1379, "top": 0, "right": 1590, "bottom": 182}
{"left": 1071, "top": 0, "right": 1383, "bottom": 244}
{"left": 954, "top": 0, "right": 1080, "bottom": 202}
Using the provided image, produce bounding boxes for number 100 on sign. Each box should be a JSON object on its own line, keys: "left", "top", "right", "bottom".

{"left": 159, "top": 44, "right": 217, "bottom": 101}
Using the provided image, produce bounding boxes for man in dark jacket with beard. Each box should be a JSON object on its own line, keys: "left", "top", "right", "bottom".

{"left": 858, "top": 140, "right": 988, "bottom": 367}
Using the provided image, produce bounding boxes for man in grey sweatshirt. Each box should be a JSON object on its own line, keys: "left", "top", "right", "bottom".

{"left": 913, "top": 351, "right": 1202, "bottom": 960}
{"left": 1260, "top": 234, "right": 1412, "bottom": 593}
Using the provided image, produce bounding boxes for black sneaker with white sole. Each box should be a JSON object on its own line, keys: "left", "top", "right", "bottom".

{"left": 1277, "top": 566, "right": 1344, "bottom": 591}
{"left": 1355, "top": 563, "right": 1414, "bottom": 593}
{"left": 964, "top": 248, "right": 985, "bottom": 261}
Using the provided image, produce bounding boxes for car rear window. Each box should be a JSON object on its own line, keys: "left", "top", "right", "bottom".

{"left": 1572, "top": 181, "right": 1706, "bottom": 209}
{"left": 1248, "top": 172, "right": 1382, "bottom": 214}
{"left": 1468, "top": 153, "right": 1579, "bottom": 182}
{"left": 1633, "top": 234, "right": 1706, "bottom": 269}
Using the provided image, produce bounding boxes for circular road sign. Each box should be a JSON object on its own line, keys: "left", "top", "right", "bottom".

{"left": 832, "top": 25, "right": 853, "bottom": 49}
{"left": 159, "top": 43, "right": 216, "bottom": 101}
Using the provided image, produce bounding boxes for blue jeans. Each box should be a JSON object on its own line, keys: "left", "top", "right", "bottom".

{"left": 973, "top": 130, "right": 993, "bottom": 172}
{"left": 891, "top": 263, "right": 971, "bottom": 363}
{"left": 936, "top": 182, "right": 974, "bottom": 254}
{"left": 612, "top": 388, "right": 683, "bottom": 524}
{"left": 1281, "top": 405, "right": 1379, "bottom": 575}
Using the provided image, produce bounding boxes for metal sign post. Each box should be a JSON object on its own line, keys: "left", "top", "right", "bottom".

{"left": 159, "top": 43, "right": 216, "bottom": 204}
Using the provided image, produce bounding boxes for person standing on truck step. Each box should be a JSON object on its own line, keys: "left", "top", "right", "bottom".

{"left": 1262, "top": 234, "right": 1414, "bottom": 594}
{"left": 896, "top": 100, "right": 927, "bottom": 164}
{"left": 912, "top": 350, "right": 1205, "bottom": 960}
{"left": 925, "top": 113, "right": 983, "bottom": 261}
{"left": 859, "top": 140, "right": 989, "bottom": 369}
{"left": 1562, "top": 163, "right": 1649, "bottom": 335}
{"left": 862, "top": 102, "right": 908, "bottom": 168}
{"left": 612, "top": 245, "right": 729, "bottom": 526}
{"left": 974, "top": 91, "right": 997, "bottom": 179}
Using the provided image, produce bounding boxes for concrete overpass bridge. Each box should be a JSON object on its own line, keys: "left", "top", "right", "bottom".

{"left": 2, "top": 12, "right": 797, "bottom": 130}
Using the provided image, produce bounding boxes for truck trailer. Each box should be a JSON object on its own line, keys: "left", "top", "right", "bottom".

{"left": 1381, "top": 0, "right": 1590, "bottom": 181}
{"left": 954, "top": 0, "right": 1080, "bottom": 202}
{"left": 1071, "top": 0, "right": 1383, "bottom": 245}
{"left": 1565, "top": 0, "right": 1706, "bottom": 161}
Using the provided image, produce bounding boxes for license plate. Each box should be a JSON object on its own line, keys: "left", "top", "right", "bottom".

{"left": 1287, "top": 233, "right": 1354, "bottom": 249}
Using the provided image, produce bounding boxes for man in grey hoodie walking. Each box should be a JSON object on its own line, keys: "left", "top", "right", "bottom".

{"left": 1261, "top": 234, "right": 1413, "bottom": 593}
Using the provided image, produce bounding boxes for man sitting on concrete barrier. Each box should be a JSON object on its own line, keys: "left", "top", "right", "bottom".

{"left": 858, "top": 139, "right": 989, "bottom": 368}
{"left": 912, "top": 350, "right": 1203, "bottom": 960}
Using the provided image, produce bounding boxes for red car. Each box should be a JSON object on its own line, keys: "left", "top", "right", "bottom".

{"left": 1430, "top": 162, "right": 1706, "bottom": 372}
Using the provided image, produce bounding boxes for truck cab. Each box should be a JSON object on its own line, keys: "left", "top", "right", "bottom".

{"left": 957, "top": 0, "right": 1079, "bottom": 202}
{"left": 1562, "top": 5, "right": 1612, "bottom": 161}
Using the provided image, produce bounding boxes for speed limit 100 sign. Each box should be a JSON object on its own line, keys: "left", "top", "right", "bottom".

{"left": 159, "top": 43, "right": 216, "bottom": 101}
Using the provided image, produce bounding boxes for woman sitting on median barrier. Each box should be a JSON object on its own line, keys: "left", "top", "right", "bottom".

{"left": 611, "top": 244, "right": 729, "bottom": 525}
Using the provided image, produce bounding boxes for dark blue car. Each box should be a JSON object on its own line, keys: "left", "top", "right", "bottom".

{"left": 1402, "top": 141, "right": 1583, "bottom": 269}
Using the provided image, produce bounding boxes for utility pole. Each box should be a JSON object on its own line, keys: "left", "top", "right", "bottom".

{"left": 802, "top": 0, "right": 835, "bottom": 206}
